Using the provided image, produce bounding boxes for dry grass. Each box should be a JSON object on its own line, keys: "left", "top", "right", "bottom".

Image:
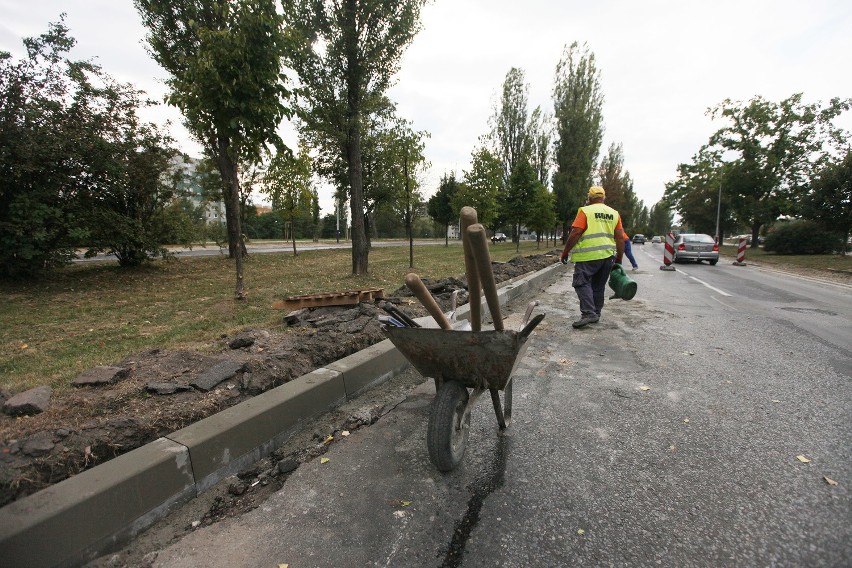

{"left": 0, "top": 240, "right": 558, "bottom": 393}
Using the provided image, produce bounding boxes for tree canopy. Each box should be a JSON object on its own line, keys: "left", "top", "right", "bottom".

{"left": 263, "top": 143, "right": 314, "bottom": 255}
{"left": 666, "top": 94, "right": 850, "bottom": 246}
{"left": 457, "top": 147, "right": 502, "bottom": 229}
{"left": 1, "top": 18, "right": 179, "bottom": 276}
{"left": 136, "top": 0, "right": 295, "bottom": 298}
{"left": 282, "top": 0, "right": 427, "bottom": 275}
{"left": 800, "top": 150, "right": 852, "bottom": 253}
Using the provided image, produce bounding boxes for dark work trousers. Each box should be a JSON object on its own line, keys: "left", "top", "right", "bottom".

{"left": 572, "top": 256, "right": 616, "bottom": 318}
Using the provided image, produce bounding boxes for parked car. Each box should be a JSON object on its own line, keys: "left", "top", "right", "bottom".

{"left": 651, "top": 236, "right": 661, "bottom": 243}
{"left": 491, "top": 232, "right": 507, "bottom": 243}
{"left": 672, "top": 233, "right": 719, "bottom": 265}
{"left": 632, "top": 234, "right": 646, "bottom": 244}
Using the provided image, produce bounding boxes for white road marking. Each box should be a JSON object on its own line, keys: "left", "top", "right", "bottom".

{"left": 675, "top": 268, "right": 732, "bottom": 296}
{"left": 638, "top": 246, "right": 731, "bottom": 296}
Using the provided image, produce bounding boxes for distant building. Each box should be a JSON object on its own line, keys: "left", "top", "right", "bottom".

{"left": 171, "top": 156, "right": 225, "bottom": 224}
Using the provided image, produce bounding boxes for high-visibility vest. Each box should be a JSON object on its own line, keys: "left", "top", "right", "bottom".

{"left": 571, "top": 203, "right": 619, "bottom": 262}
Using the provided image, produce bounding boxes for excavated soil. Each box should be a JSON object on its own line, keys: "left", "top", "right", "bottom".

{"left": 0, "top": 252, "right": 560, "bottom": 507}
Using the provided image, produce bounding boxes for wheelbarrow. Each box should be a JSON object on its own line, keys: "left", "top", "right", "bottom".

{"left": 383, "top": 302, "right": 544, "bottom": 472}
{"left": 381, "top": 206, "right": 546, "bottom": 471}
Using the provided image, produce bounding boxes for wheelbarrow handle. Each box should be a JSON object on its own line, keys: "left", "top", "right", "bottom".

{"left": 518, "top": 313, "right": 545, "bottom": 340}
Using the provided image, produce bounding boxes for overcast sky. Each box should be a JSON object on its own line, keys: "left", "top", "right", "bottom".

{"left": 2, "top": 0, "right": 850, "bottom": 216}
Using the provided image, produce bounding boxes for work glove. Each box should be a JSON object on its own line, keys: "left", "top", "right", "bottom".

{"left": 560, "top": 253, "right": 569, "bottom": 265}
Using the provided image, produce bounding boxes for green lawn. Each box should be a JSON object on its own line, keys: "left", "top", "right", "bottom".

{"left": 1, "top": 240, "right": 559, "bottom": 393}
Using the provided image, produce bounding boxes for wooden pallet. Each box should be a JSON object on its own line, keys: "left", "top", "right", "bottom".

{"left": 272, "top": 287, "right": 385, "bottom": 310}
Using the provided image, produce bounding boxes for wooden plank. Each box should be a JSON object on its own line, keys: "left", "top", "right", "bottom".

{"left": 271, "top": 288, "right": 384, "bottom": 310}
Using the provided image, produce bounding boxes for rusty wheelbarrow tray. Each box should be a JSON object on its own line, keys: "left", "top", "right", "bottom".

{"left": 383, "top": 304, "right": 544, "bottom": 471}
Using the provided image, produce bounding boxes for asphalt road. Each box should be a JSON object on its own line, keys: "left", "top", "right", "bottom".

{"left": 150, "top": 255, "right": 851, "bottom": 567}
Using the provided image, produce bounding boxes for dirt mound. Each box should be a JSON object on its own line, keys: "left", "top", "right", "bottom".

{"left": 0, "top": 252, "right": 559, "bottom": 506}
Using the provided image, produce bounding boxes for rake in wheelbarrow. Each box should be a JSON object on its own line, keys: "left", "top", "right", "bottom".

{"left": 381, "top": 207, "right": 545, "bottom": 471}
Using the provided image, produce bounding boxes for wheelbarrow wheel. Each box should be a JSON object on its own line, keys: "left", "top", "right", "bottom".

{"left": 427, "top": 380, "right": 470, "bottom": 472}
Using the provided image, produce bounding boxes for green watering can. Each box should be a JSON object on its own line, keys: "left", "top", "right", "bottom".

{"left": 608, "top": 263, "right": 638, "bottom": 300}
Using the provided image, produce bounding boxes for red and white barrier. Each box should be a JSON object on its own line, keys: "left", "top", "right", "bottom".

{"left": 660, "top": 232, "right": 676, "bottom": 271}
{"left": 733, "top": 237, "right": 747, "bottom": 266}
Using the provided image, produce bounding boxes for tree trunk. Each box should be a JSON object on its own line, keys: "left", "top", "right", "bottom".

{"left": 408, "top": 220, "right": 414, "bottom": 268}
{"left": 364, "top": 210, "right": 373, "bottom": 250}
{"left": 751, "top": 222, "right": 762, "bottom": 249}
{"left": 444, "top": 224, "right": 449, "bottom": 247}
{"left": 215, "top": 136, "right": 246, "bottom": 300}
{"left": 344, "top": 0, "right": 368, "bottom": 275}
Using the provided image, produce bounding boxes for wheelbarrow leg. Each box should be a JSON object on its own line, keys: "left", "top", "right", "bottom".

{"left": 489, "top": 389, "right": 507, "bottom": 430}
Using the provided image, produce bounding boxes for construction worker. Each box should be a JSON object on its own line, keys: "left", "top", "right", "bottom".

{"left": 560, "top": 186, "right": 625, "bottom": 328}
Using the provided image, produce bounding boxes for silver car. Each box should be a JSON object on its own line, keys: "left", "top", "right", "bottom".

{"left": 672, "top": 233, "right": 719, "bottom": 265}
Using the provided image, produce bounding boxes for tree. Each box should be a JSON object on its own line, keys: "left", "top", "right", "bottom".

{"left": 489, "top": 67, "right": 530, "bottom": 187}
{"left": 282, "top": 0, "right": 427, "bottom": 275}
{"left": 505, "top": 160, "right": 539, "bottom": 249}
{"left": 0, "top": 18, "right": 179, "bottom": 276}
{"left": 705, "top": 94, "right": 850, "bottom": 247}
{"left": 263, "top": 144, "right": 314, "bottom": 256}
{"left": 428, "top": 172, "right": 460, "bottom": 246}
{"left": 665, "top": 148, "right": 737, "bottom": 239}
{"left": 136, "top": 0, "right": 295, "bottom": 299}
{"left": 384, "top": 120, "right": 428, "bottom": 267}
{"left": 648, "top": 201, "right": 675, "bottom": 237}
{"left": 596, "top": 142, "right": 644, "bottom": 229}
{"left": 1, "top": 21, "right": 93, "bottom": 276}
{"left": 83, "top": 123, "right": 180, "bottom": 267}
{"left": 552, "top": 41, "right": 604, "bottom": 241}
{"left": 456, "top": 147, "right": 502, "bottom": 229}
{"left": 526, "top": 185, "right": 557, "bottom": 248}
{"left": 310, "top": 189, "right": 321, "bottom": 242}
{"left": 528, "top": 106, "right": 553, "bottom": 187}
{"left": 161, "top": 197, "right": 206, "bottom": 245}
{"left": 800, "top": 150, "right": 852, "bottom": 254}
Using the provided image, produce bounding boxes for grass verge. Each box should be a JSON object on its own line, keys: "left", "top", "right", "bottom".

{"left": 1, "top": 240, "right": 558, "bottom": 393}
{"left": 718, "top": 244, "right": 852, "bottom": 273}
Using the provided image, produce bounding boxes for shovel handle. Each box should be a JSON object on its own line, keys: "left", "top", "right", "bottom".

{"left": 405, "top": 273, "right": 452, "bottom": 330}
{"left": 459, "top": 207, "right": 482, "bottom": 332}
{"left": 466, "top": 224, "right": 503, "bottom": 331}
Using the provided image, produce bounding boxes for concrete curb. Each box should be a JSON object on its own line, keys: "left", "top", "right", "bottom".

{"left": 0, "top": 261, "right": 563, "bottom": 567}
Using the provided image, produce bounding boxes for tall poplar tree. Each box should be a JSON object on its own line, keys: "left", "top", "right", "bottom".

{"left": 489, "top": 67, "right": 530, "bottom": 187}
{"left": 597, "top": 142, "right": 643, "bottom": 229}
{"left": 528, "top": 106, "right": 553, "bottom": 187}
{"left": 282, "top": 0, "right": 427, "bottom": 275}
{"left": 552, "top": 41, "right": 604, "bottom": 241}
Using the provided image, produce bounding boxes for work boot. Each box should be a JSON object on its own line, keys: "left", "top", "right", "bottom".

{"left": 572, "top": 315, "right": 599, "bottom": 328}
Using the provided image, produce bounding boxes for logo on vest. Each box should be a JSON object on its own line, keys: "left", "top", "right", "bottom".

{"left": 594, "top": 212, "right": 614, "bottom": 220}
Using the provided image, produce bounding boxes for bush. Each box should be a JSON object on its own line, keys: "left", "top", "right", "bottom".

{"left": 763, "top": 220, "right": 843, "bottom": 254}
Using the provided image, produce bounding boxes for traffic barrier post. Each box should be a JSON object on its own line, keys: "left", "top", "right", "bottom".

{"left": 660, "top": 232, "right": 676, "bottom": 271}
{"left": 733, "top": 237, "right": 747, "bottom": 266}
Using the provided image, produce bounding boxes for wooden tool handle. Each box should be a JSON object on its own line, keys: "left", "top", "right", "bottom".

{"left": 459, "top": 207, "right": 482, "bottom": 332}
{"left": 404, "top": 273, "right": 452, "bottom": 330}
{"left": 466, "top": 224, "right": 503, "bottom": 331}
